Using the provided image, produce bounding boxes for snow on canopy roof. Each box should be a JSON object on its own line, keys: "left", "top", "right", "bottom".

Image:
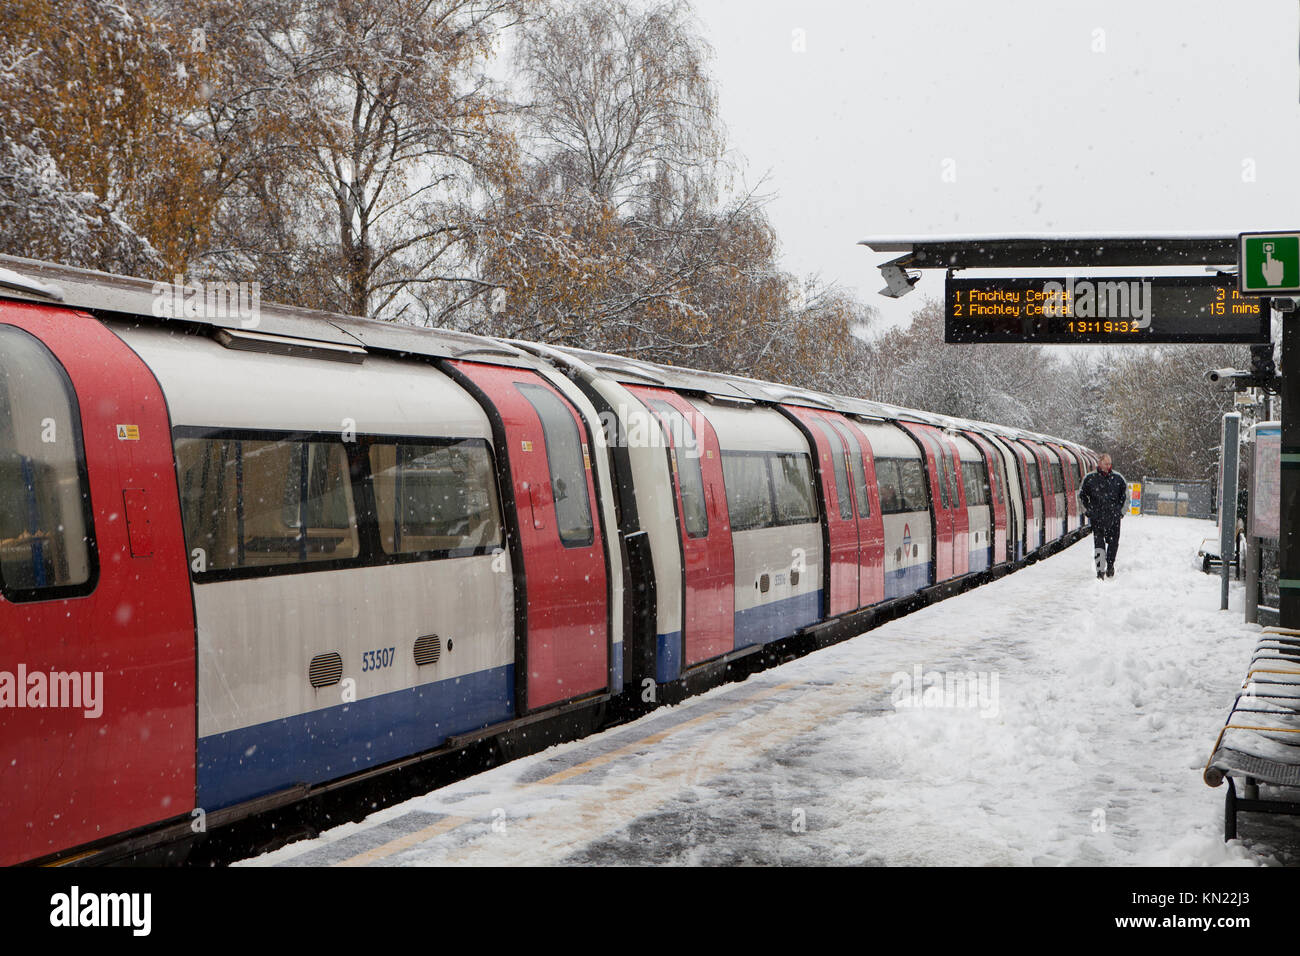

{"left": 859, "top": 233, "right": 1238, "bottom": 269}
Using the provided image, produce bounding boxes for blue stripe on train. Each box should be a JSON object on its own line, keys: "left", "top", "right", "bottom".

{"left": 968, "top": 547, "right": 992, "bottom": 574}
{"left": 197, "top": 664, "right": 515, "bottom": 810}
{"left": 885, "top": 562, "right": 931, "bottom": 599}
{"left": 656, "top": 631, "right": 682, "bottom": 683}
{"left": 734, "top": 589, "right": 823, "bottom": 649}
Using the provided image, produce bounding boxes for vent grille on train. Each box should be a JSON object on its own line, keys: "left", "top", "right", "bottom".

{"left": 309, "top": 652, "right": 343, "bottom": 688}
{"left": 414, "top": 634, "right": 442, "bottom": 666}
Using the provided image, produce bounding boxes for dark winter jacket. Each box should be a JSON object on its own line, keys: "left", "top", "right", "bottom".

{"left": 1078, "top": 469, "right": 1128, "bottom": 526}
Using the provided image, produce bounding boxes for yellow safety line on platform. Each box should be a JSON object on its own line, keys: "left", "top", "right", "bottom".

{"left": 525, "top": 681, "right": 801, "bottom": 788}
{"left": 330, "top": 680, "right": 795, "bottom": 866}
{"left": 431, "top": 673, "right": 892, "bottom": 865}
{"left": 334, "top": 814, "right": 475, "bottom": 867}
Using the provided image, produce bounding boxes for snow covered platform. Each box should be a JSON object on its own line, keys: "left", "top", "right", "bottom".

{"left": 240, "top": 516, "right": 1282, "bottom": 867}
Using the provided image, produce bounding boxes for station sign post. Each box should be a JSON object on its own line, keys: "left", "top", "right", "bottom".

{"left": 1237, "top": 233, "right": 1300, "bottom": 627}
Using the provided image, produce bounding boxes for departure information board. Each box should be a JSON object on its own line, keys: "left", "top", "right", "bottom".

{"left": 945, "top": 275, "right": 1268, "bottom": 344}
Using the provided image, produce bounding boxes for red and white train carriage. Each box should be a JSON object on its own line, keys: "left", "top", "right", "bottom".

{"left": 0, "top": 256, "right": 1094, "bottom": 865}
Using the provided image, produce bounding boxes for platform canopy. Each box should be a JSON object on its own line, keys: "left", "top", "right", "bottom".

{"left": 860, "top": 233, "right": 1238, "bottom": 270}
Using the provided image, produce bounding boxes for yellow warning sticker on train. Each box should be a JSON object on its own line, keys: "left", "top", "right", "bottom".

{"left": 116, "top": 424, "right": 140, "bottom": 441}
{"left": 521, "top": 440, "right": 533, "bottom": 452}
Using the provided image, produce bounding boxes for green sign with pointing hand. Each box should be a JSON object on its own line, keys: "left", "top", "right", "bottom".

{"left": 1240, "top": 231, "right": 1300, "bottom": 295}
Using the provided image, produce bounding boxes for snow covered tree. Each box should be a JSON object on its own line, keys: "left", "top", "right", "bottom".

{"left": 189, "top": 0, "right": 528, "bottom": 320}
{"left": 0, "top": 0, "right": 215, "bottom": 275}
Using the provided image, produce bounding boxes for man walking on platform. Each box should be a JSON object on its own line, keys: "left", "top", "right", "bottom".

{"left": 1078, "top": 454, "right": 1127, "bottom": 579}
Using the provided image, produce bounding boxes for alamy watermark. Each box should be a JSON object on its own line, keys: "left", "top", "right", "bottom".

{"left": 890, "top": 663, "right": 999, "bottom": 718}
{"left": 151, "top": 275, "right": 261, "bottom": 328}
{"left": 0, "top": 664, "right": 103, "bottom": 718}
{"left": 1041, "top": 278, "right": 1153, "bottom": 327}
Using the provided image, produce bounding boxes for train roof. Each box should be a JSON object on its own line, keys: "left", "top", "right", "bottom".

{"left": 0, "top": 254, "right": 539, "bottom": 368}
{"left": 0, "top": 254, "right": 1093, "bottom": 455}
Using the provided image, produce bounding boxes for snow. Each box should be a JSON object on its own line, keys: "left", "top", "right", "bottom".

{"left": 239, "top": 516, "right": 1281, "bottom": 867}
{"left": 0, "top": 266, "right": 62, "bottom": 300}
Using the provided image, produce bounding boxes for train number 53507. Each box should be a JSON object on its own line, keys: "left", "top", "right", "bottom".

{"left": 361, "top": 648, "right": 396, "bottom": 672}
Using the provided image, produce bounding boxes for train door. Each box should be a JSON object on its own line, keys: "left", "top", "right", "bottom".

{"left": 937, "top": 431, "right": 970, "bottom": 576}
{"left": 1002, "top": 439, "right": 1037, "bottom": 555}
{"left": 965, "top": 432, "right": 1008, "bottom": 565}
{"left": 0, "top": 303, "right": 195, "bottom": 866}
{"left": 448, "top": 362, "right": 607, "bottom": 712}
{"left": 902, "top": 425, "right": 953, "bottom": 581}
{"left": 836, "top": 418, "right": 886, "bottom": 607}
{"left": 951, "top": 434, "right": 989, "bottom": 573}
{"left": 1033, "top": 444, "right": 1061, "bottom": 540}
{"left": 1016, "top": 442, "right": 1044, "bottom": 550}
{"left": 784, "top": 407, "right": 858, "bottom": 616}
{"left": 630, "top": 387, "right": 734, "bottom": 670}
{"left": 1055, "top": 447, "right": 1080, "bottom": 532}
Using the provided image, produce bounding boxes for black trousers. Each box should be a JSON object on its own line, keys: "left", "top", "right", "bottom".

{"left": 1093, "top": 520, "right": 1121, "bottom": 567}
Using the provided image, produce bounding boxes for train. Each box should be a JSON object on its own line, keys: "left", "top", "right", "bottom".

{"left": 0, "top": 254, "right": 1095, "bottom": 865}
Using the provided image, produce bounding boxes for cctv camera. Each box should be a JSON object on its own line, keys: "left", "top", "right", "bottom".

{"left": 878, "top": 264, "right": 920, "bottom": 298}
{"left": 1206, "top": 368, "right": 1240, "bottom": 383}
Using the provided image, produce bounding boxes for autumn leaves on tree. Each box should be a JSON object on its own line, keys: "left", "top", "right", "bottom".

{"left": 0, "top": 0, "right": 872, "bottom": 391}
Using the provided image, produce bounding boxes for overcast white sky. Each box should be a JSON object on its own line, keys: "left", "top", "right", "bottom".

{"left": 689, "top": 0, "right": 1300, "bottom": 330}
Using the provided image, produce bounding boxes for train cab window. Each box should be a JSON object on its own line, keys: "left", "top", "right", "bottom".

{"left": 771, "top": 453, "right": 818, "bottom": 525}
{"left": 175, "top": 434, "right": 359, "bottom": 573}
{"left": 812, "top": 421, "right": 853, "bottom": 520}
{"left": 516, "top": 383, "right": 594, "bottom": 548}
{"left": 0, "top": 325, "right": 96, "bottom": 599}
{"left": 369, "top": 440, "right": 502, "bottom": 555}
{"left": 829, "top": 419, "right": 871, "bottom": 518}
{"left": 649, "top": 400, "right": 707, "bottom": 538}
{"left": 722, "top": 452, "right": 774, "bottom": 531}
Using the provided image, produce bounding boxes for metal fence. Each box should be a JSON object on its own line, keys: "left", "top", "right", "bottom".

{"left": 1139, "top": 476, "right": 1214, "bottom": 519}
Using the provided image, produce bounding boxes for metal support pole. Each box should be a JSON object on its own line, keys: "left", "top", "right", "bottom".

{"left": 1278, "top": 300, "right": 1300, "bottom": 627}
{"left": 1221, "top": 413, "right": 1241, "bottom": 611}
{"left": 1245, "top": 445, "right": 1260, "bottom": 624}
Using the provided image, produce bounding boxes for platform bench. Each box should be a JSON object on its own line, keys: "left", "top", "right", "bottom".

{"left": 1204, "top": 626, "right": 1300, "bottom": 840}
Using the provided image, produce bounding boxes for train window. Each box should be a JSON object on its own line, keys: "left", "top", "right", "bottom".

{"left": 939, "top": 442, "right": 960, "bottom": 508}
{"left": 1050, "top": 461, "right": 1065, "bottom": 494}
{"left": 175, "top": 435, "right": 359, "bottom": 573}
{"left": 0, "top": 325, "right": 96, "bottom": 600}
{"left": 919, "top": 435, "right": 949, "bottom": 509}
{"left": 991, "top": 452, "right": 1009, "bottom": 506}
{"left": 830, "top": 420, "right": 871, "bottom": 518}
{"left": 812, "top": 420, "right": 853, "bottom": 520}
{"left": 516, "top": 383, "right": 594, "bottom": 548}
{"left": 877, "top": 457, "right": 926, "bottom": 513}
{"left": 369, "top": 440, "right": 502, "bottom": 555}
{"left": 771, "top": 453, "right": 818, "bottom": 525}
{"left": 875, "top": 458, "right": 903, "bottom": 514}
{"left": 649, "top": 401, "right": 707, "bottom": 539}
{"left": 722, "top": 452, "right": 774, "bottom": 531}
{"left": 898, "top": 458, "right": 928, "bottom": 512}
{"left": 961, "top": 460, "right": 989, "bottom": 507}
{"left": 1025, "top": 457, "right": 1043, "bottom": 498}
